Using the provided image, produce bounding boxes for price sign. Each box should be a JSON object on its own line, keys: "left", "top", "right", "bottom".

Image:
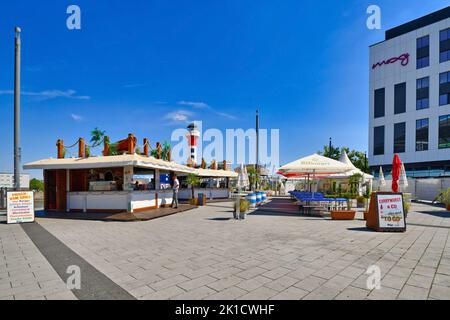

{"left": 7, "top": 191, "right": 35, "bottom": 224}
{"left": 377, "top": 194, "right": 405, "bottom": 229}
{"left": 366, "top": 192, "right": 406, "bottom": 232}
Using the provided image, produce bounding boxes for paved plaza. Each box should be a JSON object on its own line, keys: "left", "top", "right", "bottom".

{"left": 1, "top": 200, "right": 450, "bottom": 300}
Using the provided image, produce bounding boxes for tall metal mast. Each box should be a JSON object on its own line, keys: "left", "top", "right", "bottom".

{"left": 14, "top": 27, "right": 21, "bottom": 190}
{"left": 255, "top": 109, "right": 259, "bottom": 190}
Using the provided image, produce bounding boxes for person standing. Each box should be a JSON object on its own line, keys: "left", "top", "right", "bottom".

{"left": 172, "top": 174, "right": 180, "bottom": 208}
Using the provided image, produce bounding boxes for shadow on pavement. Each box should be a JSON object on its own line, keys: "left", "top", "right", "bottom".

{"left": 207, "top": 217, "right": 233, "bottom": 221}
{"left": 417, "top": 210, "right": 450, "bottom": 218}
{"left": 347, "top": 227, "right": 376, "bottom": 232}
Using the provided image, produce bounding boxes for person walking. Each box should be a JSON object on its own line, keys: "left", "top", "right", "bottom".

{"left": 172, "top": 174, "right": 180, "bottom": 208}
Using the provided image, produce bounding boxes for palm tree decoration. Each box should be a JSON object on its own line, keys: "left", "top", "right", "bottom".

{"left": 186, "top": 173, "right": 201, "bottom": 199}
{"left": 162, "top": 141, "right": 171, "bottom": 161}
{"left": 90, "top": 127, "right": 106, "bottom": 148}
{"left": 247, "top": 166, "right": 260, "bottom": 191}
{"left": 150, "top": 141, "right": 171, "bottom": 160}
{"left": 349, "top": 173, "right": 363, "bottom": 195}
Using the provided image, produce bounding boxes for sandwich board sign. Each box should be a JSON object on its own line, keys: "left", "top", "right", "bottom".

{"left": 366, "top": 192, "right": 406, "bottom": 232}
{"left": 7, "top": 191, "right": 35, "bottom": 224}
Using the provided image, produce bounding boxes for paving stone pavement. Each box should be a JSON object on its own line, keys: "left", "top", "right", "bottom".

{"left": 2, "top": 201, "right": 450, "bottom": 300}
{"left": 0, "top": 221, "right": 76, "bottom": 300}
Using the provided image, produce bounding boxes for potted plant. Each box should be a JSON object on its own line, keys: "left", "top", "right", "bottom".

{"left": 186, "top": 173, "right": 201, "bottom": 205}
{"left": 247, "top": 167, "right": 260, "bottom": 191}
{"left": 435, "top": 188, "right": 450, "bottom": 211}
{"left": 356, "top": 195, "right": 366, "bottom": 208}
{"left": 234, "top": 199, "right": 250, "bottom": 219}
{"left": 331, "top": 194, "right": 356, "bottom": 220}
{"left": 363, "top": 187, "right": 372, "bottom": 220}
{"left": 403, "top": 193, "right": 411, "bottom": 218}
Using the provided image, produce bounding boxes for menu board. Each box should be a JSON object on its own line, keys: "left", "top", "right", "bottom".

{"left": 7, "top": 191, "right": 35, "bottom": 224}
{"left": 366, "top": 192, "right": 406, "bottom": 232}
{"left": 377, "top": 194, "right": 405, "bottom": 229}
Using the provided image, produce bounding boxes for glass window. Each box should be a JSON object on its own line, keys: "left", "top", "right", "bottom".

{"left": 416, "top": 77, "right": 429, "bottom": 110}
{"left": 416, "top": 118, "right": 429, "bottom": 151}
{"left": 441, "top": 51, "right": 450, "bottom": 63}
{"left": 417, "top": 57, "right": 429, "bottom": 69}
{"left": 417, "top": 35, "right": 429, "bottom": 48}
{"left": 374, "top": 88, "right": 385, "bottom": 118}
{"left": 440, "top": 28, "right": 450, "bottom": 41}
{"left": 439, "top": 115, "right": 450, "bottom": 149}
{"left": 440, "top": 72, "right": 449, "bottom": 84}
{"left": 417, "top": 77, "right": 429, "bottom": 89}
{"left": 417, "top": 98, "right": 429, "bottom": 110}
{"left": 417, "top": 35, "right": 430, "bottom": 69}
{"left": 440, "top": 29, "right": 450, "bottom": 63}
{"left": 440, "top": 71, "right": 450, "bottom": 106}
{"left": 373, "top": 126, "right": 384, "bottom": 156}
{"left": 394, "top": 122, "right": 406, "bottom": 153}
{"left": 394, "top": 82, "right": 406, "bottom": 114}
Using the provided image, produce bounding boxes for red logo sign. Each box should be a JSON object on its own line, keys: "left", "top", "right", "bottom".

{"left": 372, "top": 53, "right": 409, "bottom": 70}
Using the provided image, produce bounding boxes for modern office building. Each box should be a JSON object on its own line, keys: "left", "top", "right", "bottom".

{"left": 0, "top": 173, "right": 30, "bottom": 189}
{"left": 369, "top": 6, "right": 450, "bottom": 178}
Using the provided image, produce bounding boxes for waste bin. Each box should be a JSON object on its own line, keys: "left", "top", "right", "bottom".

{"left": 261, "top": 192, "right": 267, "bottom": 201}
{"left": 246, "top": 194, "right": 256, "bottom": 208}
{"left": 198, "top": 193, "right": 206, "bottom": 206}
{"left": 255, "top": 192, "right": 262, "bottom": 204}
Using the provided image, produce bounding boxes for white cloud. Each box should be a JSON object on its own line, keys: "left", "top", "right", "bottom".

{"left": 178, "top": 101, "right": 210, "bottom": 109}
{"left": 0, "top": 89, "right": 90, "bottom": 100}
{"left": 215, "top": 111, "right": 237, "bottom": 120}
{"left": 70, "top": 114, "right": 83, "bottom": 121}
{"left": 164, "top": 110, "right": 193, "bottom": 123}
{"left": 178, "top": 100, "right": 237, "bottom": 120}
{"left": 123, "top": 83, "right": 147, "bottom": 88}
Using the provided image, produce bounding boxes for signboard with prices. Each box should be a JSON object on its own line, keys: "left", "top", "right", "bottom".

{"left": 366, "top": 192, "right": 406, "bottom": 232}
{"left": 7, "top": 191, "right": 35, "bottom": 224}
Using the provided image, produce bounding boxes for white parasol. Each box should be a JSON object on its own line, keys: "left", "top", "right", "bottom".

{"left": 379, "top": 166, "right": 386, "bottom": 188}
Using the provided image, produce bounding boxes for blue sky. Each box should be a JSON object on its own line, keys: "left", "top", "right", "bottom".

{"left": 0, "top": 0, "right": 447, "bottom": 178}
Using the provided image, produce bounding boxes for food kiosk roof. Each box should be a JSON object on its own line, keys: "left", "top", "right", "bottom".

{"left": 23, "top": 154, "right": 195, "bottom": 174}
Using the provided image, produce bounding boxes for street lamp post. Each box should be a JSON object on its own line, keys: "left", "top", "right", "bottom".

{"left": 14, "top": 27, "right": 21, "bottom": 191}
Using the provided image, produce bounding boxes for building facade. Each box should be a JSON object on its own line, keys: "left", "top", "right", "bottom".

{"left": 369, "top": 6, "right": 450, "bottom": 178}
{"left": 0, "top": 173, "right": 30, "bottom": 189}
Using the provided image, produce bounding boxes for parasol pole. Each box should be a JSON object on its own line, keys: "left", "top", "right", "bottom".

{"left": 312, "top": 169, "right": 316, "bottom": 198}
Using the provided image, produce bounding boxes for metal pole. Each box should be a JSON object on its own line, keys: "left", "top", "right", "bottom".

{"left": 255, "top": 109, "right": 259, "bottom": 191}
{"left": 328, "top": 137, "right": 332, "bottom": 157}
{"left": 236, "top": 186, "right": 240, "bottom": 220}
{"left": 364, "top": 152, "right": 368, "bottom": 173}
{"left": 14, "top": 27, "right": 21, "bottom": 191}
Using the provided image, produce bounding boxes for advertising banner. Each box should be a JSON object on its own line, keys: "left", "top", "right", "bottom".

{"left": 7, "top": 191, "right": 35, "bottom": 224}
{"left": 366, "top": 192, "right": 406, "bottom": 232}
{"left": 376, "top": 194, "right": 405, "bottom": 229}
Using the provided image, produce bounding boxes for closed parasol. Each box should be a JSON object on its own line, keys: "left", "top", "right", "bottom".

{"left": 392, "top": 154, "right": 402, "bottom": 193}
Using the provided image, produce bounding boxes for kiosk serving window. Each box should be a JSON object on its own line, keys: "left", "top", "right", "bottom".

{"left": 132, "top": 168, "right": 156, "bottom": 190}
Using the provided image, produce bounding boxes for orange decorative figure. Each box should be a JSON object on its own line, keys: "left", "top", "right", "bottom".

{"left": 56, "top": 139, "right": 64, "bottom": 159}
{"left": 143, "top": 138, "right": 149, "bottom": 157}
{"left": 78, "top": 138, "right": 85, "bottom": 158}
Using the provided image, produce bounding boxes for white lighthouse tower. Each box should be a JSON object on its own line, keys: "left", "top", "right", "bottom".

{"left": 186, "top": 123, "right": 200, "bottom": 166}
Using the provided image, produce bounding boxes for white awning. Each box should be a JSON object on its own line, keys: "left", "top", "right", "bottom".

{"left": 23, "top": 154, "right": 195, "bottom": 174}
{"left": 278, "top": 153, "right": 353, "bottom": 176}
{"left": 194, "top": 168, "right": 238, "bottom": 178}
